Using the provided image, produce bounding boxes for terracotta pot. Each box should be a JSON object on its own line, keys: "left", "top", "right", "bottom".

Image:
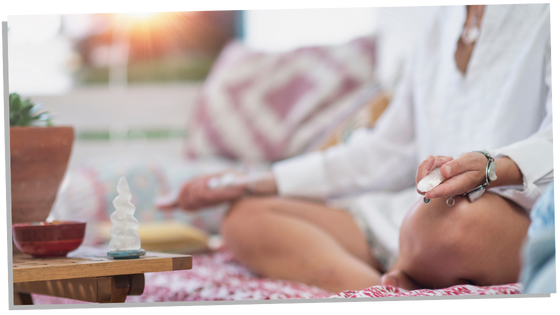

{"left": 10, "top": 126, "right": 74, "bottom": 224}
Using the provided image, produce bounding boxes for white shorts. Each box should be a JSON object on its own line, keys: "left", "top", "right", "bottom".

{"left": 329, "top": 187, "right": 421, "bottom": 272}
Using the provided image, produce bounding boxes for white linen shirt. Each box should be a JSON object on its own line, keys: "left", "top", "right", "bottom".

{"left": 273, "top": 4, "right": 552, "bottom": 208}
{"left": 271, "top": 4, "right": 552, "bottom": 263}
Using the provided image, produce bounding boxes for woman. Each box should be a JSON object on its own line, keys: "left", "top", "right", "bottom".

{"left": 159, "top": 4, "right": 552, "bottom": 293}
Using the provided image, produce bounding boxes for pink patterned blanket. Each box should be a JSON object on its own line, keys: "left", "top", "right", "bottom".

{"left": 31, "top": 250, "right": 521, "bottom": 305}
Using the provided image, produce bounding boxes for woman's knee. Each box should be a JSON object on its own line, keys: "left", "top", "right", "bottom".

{"left": 452, "top": 194, "right": 530, "bottom": 285}
{"left": 397, "top": 193, "right": 530, "bottom": 288}
{"left": 402, "top": 193, "right": 529, "bottom": 251}
{"left": 396, "top": 197, "right": 464, "bottom": 288}
{"left": 221, "top": 197, "right": 276, "bottom": 244}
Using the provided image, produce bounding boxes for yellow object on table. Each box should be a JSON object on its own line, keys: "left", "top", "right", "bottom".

{"left": 96, "top": 221, "right": 210, "bottom": 254}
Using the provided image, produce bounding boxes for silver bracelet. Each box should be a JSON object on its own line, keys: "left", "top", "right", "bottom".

{"left": 461, "top": 150, "right": 497, "bottom": 203}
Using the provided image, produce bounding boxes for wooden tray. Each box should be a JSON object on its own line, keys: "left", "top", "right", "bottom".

{"left": 13, "top": 246, "right": 192, "bottom": 283}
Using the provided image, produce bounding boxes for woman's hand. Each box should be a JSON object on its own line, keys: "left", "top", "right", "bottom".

{"left": 416, "top": 153, "right": 487, "bottom": 199}
{"left": 156, "top": 173, "right": 248, "bottom": 211}
{"left": 415, "top": 155, "right": 454, "bottom": 196}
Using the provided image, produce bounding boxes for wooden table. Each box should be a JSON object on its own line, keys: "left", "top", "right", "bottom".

{"left": 12, "top": 246, "right": 192, "bottom": 305}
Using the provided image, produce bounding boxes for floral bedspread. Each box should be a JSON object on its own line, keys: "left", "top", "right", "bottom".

{"left": 31, "top": 250, "right": 521, "bottom": 305}
{"left": 331, "top": 283, "right": 522, "bottom": 298}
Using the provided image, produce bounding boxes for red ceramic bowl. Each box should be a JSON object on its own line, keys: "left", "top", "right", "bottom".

{"left": 12, "top": 221, "right": 86, "bottom": 258}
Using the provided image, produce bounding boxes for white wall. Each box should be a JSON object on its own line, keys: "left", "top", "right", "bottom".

{"left": 8, "top": 15, "right": 74, "bottom": 95}
{"left": 26, "top": 83, "right": 200, "bottom": 167}
{"left": 243, "top": 6, "right": 439, "bottom": 91}
{"left": 244, "top": 8, "right": 377, "bottom": 52}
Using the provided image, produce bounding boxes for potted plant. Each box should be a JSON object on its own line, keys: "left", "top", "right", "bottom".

{"left": 9, "top": 93, "right": 74, "bottom": 225}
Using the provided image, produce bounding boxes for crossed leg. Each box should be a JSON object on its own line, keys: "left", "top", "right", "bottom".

{"left": 222, "top": 192, "right": 530, "bottom": 293}
{"left": 382, "top": 193, "right": 531, "bottom": 290}
{"left": 220, "top": 197, "right": 382, "bottom": 293}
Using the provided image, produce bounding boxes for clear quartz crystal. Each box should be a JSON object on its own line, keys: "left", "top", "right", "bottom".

{"left": 109, "top": 177, "right": 141, "bottom": 251}
{"left": 417, "top": 167, "right": 445, "bottom": 193}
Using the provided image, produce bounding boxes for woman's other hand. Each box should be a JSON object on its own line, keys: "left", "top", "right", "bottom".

{"left": 156, "top": 173, "right": 248, "bottom": 211}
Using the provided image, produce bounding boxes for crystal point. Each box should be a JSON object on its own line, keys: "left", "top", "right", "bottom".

{"left": 417, "top": 167, "right": 445, "bottom": 193}
{"left": 109, "top": 177, "right": 141, "bottom": 251}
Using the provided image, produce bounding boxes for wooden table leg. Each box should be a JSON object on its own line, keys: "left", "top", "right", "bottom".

{"left": 97, "top": 274, "right": 145, "bottom": 303}
{"left": 14, "top": 292, "right": 33, "bottom": 305}
{"left": 98, "top": 275, "right": 129, "bottom": 303}
{"left": 128, "top": 273, "right": 145, "bottom": 296}
{"left": 13, "top": 274, "right": 145, "bottom": 304}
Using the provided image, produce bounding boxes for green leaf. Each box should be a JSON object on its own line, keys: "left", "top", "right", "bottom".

{"left": 9, "top": 94, "right": 22, "bottom": 113}
{"left": 9, "top": 92, "right": 54, "bottom": 126}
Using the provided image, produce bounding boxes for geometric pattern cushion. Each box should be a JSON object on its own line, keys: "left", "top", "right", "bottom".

{"left": 185, "top": 36, "right": 378, "bottom": 163}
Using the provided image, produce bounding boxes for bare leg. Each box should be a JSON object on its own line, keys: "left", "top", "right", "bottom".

{"left": 383, "top": 192, "right": 530, "bottom": 289}
{"left": 221, "top": 197, "right": 382, "bottom": 293}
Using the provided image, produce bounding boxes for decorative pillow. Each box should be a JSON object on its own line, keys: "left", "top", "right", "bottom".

{"left": 185, "top": 36, "right": 378, "bottom": 163}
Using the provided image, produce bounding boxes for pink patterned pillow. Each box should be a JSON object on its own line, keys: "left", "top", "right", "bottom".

{"left": 185, "top": 37, "right": 378, "bottom": 162}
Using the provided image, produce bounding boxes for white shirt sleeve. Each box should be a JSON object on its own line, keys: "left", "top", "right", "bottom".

{"left": 489, "top": 38, "right": 553, "bottom": 211}
{"left": 272, "top": 56, "right": 418, "bottom": 201}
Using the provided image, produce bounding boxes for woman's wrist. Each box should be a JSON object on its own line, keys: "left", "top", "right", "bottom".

{"left": 246, "top": 171, "right": 278, "bottom": 195}
{"left": 488, "top": 156, "right": 523, "bottom": 188}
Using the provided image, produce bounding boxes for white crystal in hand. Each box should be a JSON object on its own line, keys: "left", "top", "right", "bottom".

{"left": 207, "top": 170, "right": 275, "bottom": 190}
{"left": 109, "top": 177, "right": 141, "bottom": 251}
{"left": 417, "top": 167, "right": 445, "bottom": 193}
{"left": 207, "top": 172, "right": 246, "bottom": 189}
